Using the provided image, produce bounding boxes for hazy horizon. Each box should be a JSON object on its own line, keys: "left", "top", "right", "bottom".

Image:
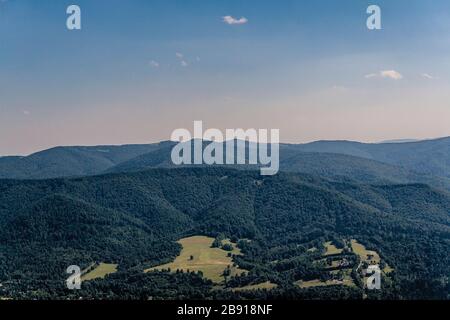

{"left": 2, "top": 0, "right": 450, "bottom": 155}
{"left": 3, "top": 134, "right": 450, "bottom": 158}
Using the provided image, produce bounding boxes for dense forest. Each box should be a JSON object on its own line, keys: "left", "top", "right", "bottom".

{"left": 0, "top": 167, "right": 449, "bottom": 300}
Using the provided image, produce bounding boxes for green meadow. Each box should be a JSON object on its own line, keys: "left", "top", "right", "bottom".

{"left": 146, "top": 235, "right": 246, "bottom": 283}
{"left": 82, "top": 263, "right": 118, "bottom": 281}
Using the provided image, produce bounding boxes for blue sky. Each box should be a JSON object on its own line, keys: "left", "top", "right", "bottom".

{"left": 1, "top": 0, "right": 450, "bottom": 155}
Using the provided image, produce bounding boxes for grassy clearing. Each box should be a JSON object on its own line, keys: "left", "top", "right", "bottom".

{"left": 295, "top": 277, "right": 354, "bottom": 288}
{"left": 146, "top": 235, "right": 246, "bottom": 283}
{"left": 296, "top": 266, "right": 355, "bottom": 288}
{"left": 351, "top": 239, "right": 393, "bottom": 279}
{"left": 232, "top": 281, "right": 277, "bottom": 291}
{"left": 351, "top": 240, "right": 380, "bottom": 264}
{"left": 323, "top": 241, "right": 343, "bottom": 256}
{"left": 81, "top": 263, "right": 118, "bottom": 281}
{"left": 297, "top": 239, "right": 392, "bottom": 290}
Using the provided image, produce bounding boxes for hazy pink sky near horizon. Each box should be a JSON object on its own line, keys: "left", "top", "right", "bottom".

{"left": 2, "top": 82, "right": 450, "bottom": 156}
{"left": 2, "top": 72, "right": 450, "bottom": 156}
{"left": 2, "top": 74, "right": 450, "bottom": 156}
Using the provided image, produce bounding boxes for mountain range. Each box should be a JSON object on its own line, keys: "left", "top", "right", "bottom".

{"left": 2, "top": 137, "right": 450, "bottom": 191}
{"left": 1, "top": 137, "right": 450, "bottom": 299}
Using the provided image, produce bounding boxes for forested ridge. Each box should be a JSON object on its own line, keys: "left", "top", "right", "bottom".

{"left": 0, "top": 167, "right": 449, "bottom": 299}
{"left": 2, "top": 137, "right": 450, "bottom": 190}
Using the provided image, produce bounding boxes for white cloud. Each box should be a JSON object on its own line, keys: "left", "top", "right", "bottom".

{"left": 421, "top": 73, "right": 435, "bottom": 80}
{"left": 22, "top": 110, "right": 30, "bottom": 116}
{"left": 149, "top": 60, "right": 159, "bottom": 68}
{"left": 380, "top": 70, "right": 403, "bottom": 80}
{"left": 365, "top": 70, "right": 403, "bottom": 80}
{"left": 222, "top": 16, "right": 248, "bottom": 25}
{"left": 174, "top": 53, "right": 189, "bottom": 67}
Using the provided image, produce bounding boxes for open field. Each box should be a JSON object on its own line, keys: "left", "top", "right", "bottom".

{"left": 145, "top": 236, "right": 246, "bottom": 283}
{"left": 232, "top": 281, "right": 277, "bottom": 291}
{"left": 351, "top": 240, "right": 380, "bottom": 264}
{"left": 324, "top": 241, "right": 343, "bottom": 255}
{"left": 81, "top": 263, "right": 118, "bottom": 281}
{"left": 295, "top": 277, "right": 355, "bottom": 288}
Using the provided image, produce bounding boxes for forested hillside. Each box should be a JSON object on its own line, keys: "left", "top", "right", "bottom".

{"left": 105, "top": 142, "right": 450, "bottom": 192}
{"left": 295, "top": 137, "right": 450, "bottom": 178}
{"left": 1, "top": 137, "right": 450, "bottom": 185}
{"left": 0, "top": 168, "right": 449, "bottom": 299}
{"left": 0, "top": 142, "right": 168, "bottom": 179}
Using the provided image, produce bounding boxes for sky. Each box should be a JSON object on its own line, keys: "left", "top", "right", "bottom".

{"left": 1, "top": 0, "right": 450, "bottom": 155}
